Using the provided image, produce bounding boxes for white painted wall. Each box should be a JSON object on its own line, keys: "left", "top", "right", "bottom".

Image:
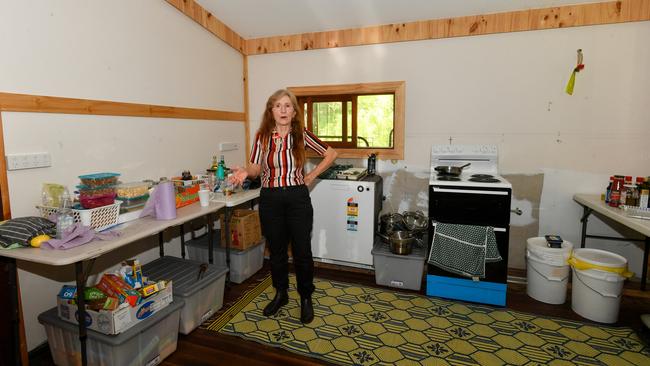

{"left": 1, "top": 1, "right": 245, "bottom": 350}
{"left": 248, "top": 23, "right": 650, "bottom": 273}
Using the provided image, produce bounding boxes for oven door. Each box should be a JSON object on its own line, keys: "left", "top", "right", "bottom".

{"left": 427, "top": 225, "right": 509, "bottom": 283}
{"left": 429, "top": 185, "right": 511, "bottom": 227}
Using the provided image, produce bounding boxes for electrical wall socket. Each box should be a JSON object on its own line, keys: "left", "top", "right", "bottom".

{"left": 219, "top": 142, "right": 239, "bottom": 152}
{"left": 6, "top": 153, "right": 52, "bottom": 170}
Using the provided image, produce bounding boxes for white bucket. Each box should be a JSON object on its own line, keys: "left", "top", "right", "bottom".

{"left": 570, "top": 249, "right": 627, "bottom": 323}
{"left": 526, "top": 237, "right": 573, "bottom": 304}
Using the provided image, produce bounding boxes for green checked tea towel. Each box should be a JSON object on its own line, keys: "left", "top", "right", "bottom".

{"left": 428, "top": 222, "right": 501, "bottom": 278}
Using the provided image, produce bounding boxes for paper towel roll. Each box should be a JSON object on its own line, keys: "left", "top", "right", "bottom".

{"left": 155, "top": 181, "right": 177, "bottom": 220}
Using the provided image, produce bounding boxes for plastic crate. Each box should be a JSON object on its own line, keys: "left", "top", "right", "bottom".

{"left": 143, "top": 256, "right": 228, "bottom": 334}
{"left": 37, "top": 201, "right": 122, "bottom": 231}
{"left": 371, "top": 238, "right": 426, "bottom": 290}
{"left": 38, "top": 299, "right": 183, "bottom": 366}
{"left": 186, "top": 231, "right": 264, "bottom": 284}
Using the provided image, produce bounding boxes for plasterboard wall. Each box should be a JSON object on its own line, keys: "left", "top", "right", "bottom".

{"left": 248, "top": 22, "right": 650, "bottom": 273}
{"left": 0, "top": 1, "right": 245, "bottom": 350}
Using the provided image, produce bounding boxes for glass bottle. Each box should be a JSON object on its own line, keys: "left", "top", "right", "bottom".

{"left": 605, "top": 176, "right": 613, "bottom": 203}
{"left": 608, "top": 177, "right": 623, "bottom": 208}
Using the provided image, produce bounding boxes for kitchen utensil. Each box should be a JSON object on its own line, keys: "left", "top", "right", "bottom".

{"left": 379, "top": 213, "right": 405, "bottom": 238}
{"left": 379, "top": 230, "right": 417, "bottom": 255}
{"left": 402, "top": 211, "right": 428, "bottom": 231}
{"left": 434, "top": 162, "right": 471, "bottom": 176}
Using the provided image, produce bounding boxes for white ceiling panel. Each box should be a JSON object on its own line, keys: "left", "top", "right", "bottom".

{"left": 195, "top": 0, "right": 601, "bottom": 38}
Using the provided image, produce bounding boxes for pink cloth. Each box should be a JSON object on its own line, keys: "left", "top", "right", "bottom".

{"left": 41, "top": 223, "right": 121, "bottom": 250}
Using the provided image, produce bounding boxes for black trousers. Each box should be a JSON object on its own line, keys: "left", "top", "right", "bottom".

{"left": 259, "top": 185, "right": 315, "bottom": 298}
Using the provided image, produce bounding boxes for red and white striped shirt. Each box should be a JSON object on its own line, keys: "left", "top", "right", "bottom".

{"left": 250, "top": 129, "right": 329, "bottom": 188}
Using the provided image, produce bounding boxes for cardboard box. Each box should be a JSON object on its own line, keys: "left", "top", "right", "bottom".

{"left": 56, "top": 281, "right": 173, "bottom": 335}
{"left": 220, "top": 209, "right": 262, "bottom": 250}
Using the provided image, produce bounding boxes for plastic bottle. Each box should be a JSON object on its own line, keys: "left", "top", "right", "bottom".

{"left": 217, "top": 157, "right": 225, "bottom": 181}
{"left": 56, "top": 208, "right": 75, "bottom": 239}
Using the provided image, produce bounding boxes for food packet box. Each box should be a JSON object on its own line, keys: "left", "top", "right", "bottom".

{"left": 56, "top": 280, "right": 173, "bottom": 335}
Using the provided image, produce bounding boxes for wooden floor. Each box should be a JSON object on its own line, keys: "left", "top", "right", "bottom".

{"left": 31, "top": 261, "right": 650, "bottom": 366}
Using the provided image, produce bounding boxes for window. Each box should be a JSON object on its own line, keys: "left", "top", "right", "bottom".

{"left": 289, "top": 81, "right": 404, "bottom": 159}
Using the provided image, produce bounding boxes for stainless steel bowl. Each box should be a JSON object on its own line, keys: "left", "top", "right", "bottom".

{"left": 403, "top": 211, "right": 428, "bottom": 231}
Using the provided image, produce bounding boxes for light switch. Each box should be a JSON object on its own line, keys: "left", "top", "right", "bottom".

{"left": 6, "top": 153, "right": 52, "bottom": 170}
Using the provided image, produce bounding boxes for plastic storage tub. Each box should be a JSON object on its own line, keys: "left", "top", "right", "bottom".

{"left": 142, "top": 256, "right": 228, "bottom": 334}
{"left": 186, "top": 231, "right": 264, "bottom": 284}
{"left": 38, "top": 298, "right": 183, "bottom": 366}
{"left": 372, "top": 239, "right": 426, "bottom": 290}
{"left": 78, "top": 172, "right": 120, "bottom": 188}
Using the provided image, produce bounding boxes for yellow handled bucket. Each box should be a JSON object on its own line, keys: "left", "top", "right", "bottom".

{"left": 567, "top": 255, "right": 633, "bottom": 279}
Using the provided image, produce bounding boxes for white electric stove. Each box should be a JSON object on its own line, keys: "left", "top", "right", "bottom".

{"left": 427, "top": 144, "right": 512, "bottom": 306}
{"left": 429, "top": 144, "right": 512, "bottom": 189}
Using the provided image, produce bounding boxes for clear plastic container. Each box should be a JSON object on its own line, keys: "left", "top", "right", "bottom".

{"left": 116, "top": 182, "right": 150, "bottom": 199}
{"left": 38, "top": 299, "right": 183, "bottom": 366}
{"left": 78, "top": 186, "right": 116, "bottom": 199}
{"left": 78, "top": 172, "right": 120, "bottom": 187}
{"left": 117, "top": 194, "right": 149, "bottom": 208}
{"left": 142, "top": 256, "right": 228, "bottom": 334}
{"left": 80, "top": 193, "right": 116, "bottom": 209}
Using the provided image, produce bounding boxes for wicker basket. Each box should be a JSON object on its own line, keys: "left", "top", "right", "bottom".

{"left": 37, "top": 201, "right": 122, "bottom": 231}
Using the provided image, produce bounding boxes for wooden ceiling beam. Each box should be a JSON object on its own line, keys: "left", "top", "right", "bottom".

{"left": 166, "top": 0, "right": 245, "bottom": 54}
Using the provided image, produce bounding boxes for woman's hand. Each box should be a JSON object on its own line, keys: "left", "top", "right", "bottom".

{"left": 304, "top": 173, "right": 316, "bottom": 186}
{"left": 229, "top": 166, "right": 248, "bottom": 186}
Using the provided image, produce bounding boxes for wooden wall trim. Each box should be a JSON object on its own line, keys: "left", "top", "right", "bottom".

{"left": 166, "top": 0, "right": 245, "bottom": 54}
{"left": 0, "top": 92, "right": 245, "bottom": 122}
{"left": 0, "top": 114, "right": 11, "bottom": 220}
{"left": 243, "top": 55, "right": 251, "bottom": 163}
{"left": 245, "top": 0, "right": 650, "bottom": 55}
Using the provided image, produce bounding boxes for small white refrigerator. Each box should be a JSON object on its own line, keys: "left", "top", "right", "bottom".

{"left": 310, "top": 175, "right": 383, "bottom": 269}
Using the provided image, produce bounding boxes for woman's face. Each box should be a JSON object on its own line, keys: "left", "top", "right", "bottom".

{"left": 271, "top": 95, "right": 296, "bottom": 127}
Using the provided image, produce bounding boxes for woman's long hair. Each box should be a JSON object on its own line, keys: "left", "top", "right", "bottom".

{"left": 257, "top": 89, "right": 306, "bottom": 168}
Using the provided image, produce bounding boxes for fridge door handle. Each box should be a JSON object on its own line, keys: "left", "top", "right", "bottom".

{"left": 432, "top": 187, "right": 508, "bottom": 196}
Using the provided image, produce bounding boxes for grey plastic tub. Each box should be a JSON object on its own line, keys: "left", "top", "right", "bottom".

{"left": 38, "top": 298, "right": 183, "bottom": 366}
{"left": 186, "top": 230, "right": 264, "bottom": 284}
{"left": 143, "top": 256, "right": 228, "bottom": 334}
{"left": 372, "top": 239, "right": 426, "bottom": 290}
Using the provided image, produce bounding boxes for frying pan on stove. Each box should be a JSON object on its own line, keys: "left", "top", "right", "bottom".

{"left": 434, "top": 163, "right": 471, "bottom": 176}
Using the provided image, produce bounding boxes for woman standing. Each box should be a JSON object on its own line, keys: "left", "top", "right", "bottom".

{"left": 230, "top": 89, "right": 337, "bottom": 323}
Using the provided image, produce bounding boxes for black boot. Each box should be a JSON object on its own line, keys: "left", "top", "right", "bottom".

{"left": 300, "top": 297, "right": 314, "bottom": 324}
{"left": 263, "top": 290, "right": 288, "bottom": 316}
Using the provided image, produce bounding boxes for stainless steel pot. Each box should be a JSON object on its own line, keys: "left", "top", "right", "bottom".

{"left": 434, "top": 162, "right": 471, "bottom": 176}
{"left": 379, "top": 213, "right": 404, "bottom": 237}
{"left": 402, "top": 211, "right": 428, "bottom": 232}
{"left": 379, "top": 230, "right": 416, "bottom": 255}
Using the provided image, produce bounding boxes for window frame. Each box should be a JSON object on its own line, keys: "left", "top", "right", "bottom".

{"left": 289, "top": 81, "right": 405, "bottom": 160}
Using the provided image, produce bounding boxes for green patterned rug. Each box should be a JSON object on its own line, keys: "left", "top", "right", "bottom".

{"left": 205, "top": 276, "right": 650, "bottom": 365}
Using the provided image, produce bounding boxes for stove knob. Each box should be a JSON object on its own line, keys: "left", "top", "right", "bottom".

{"left": 357, "top": 185, "right": 364, "bottom": 192}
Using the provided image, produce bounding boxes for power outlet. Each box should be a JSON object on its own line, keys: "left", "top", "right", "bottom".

{"left": 6, "top": 153, "right": 52, "bottom": 170}
{"left": 219, "top": 142, "right": 239, "bottom": 152}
